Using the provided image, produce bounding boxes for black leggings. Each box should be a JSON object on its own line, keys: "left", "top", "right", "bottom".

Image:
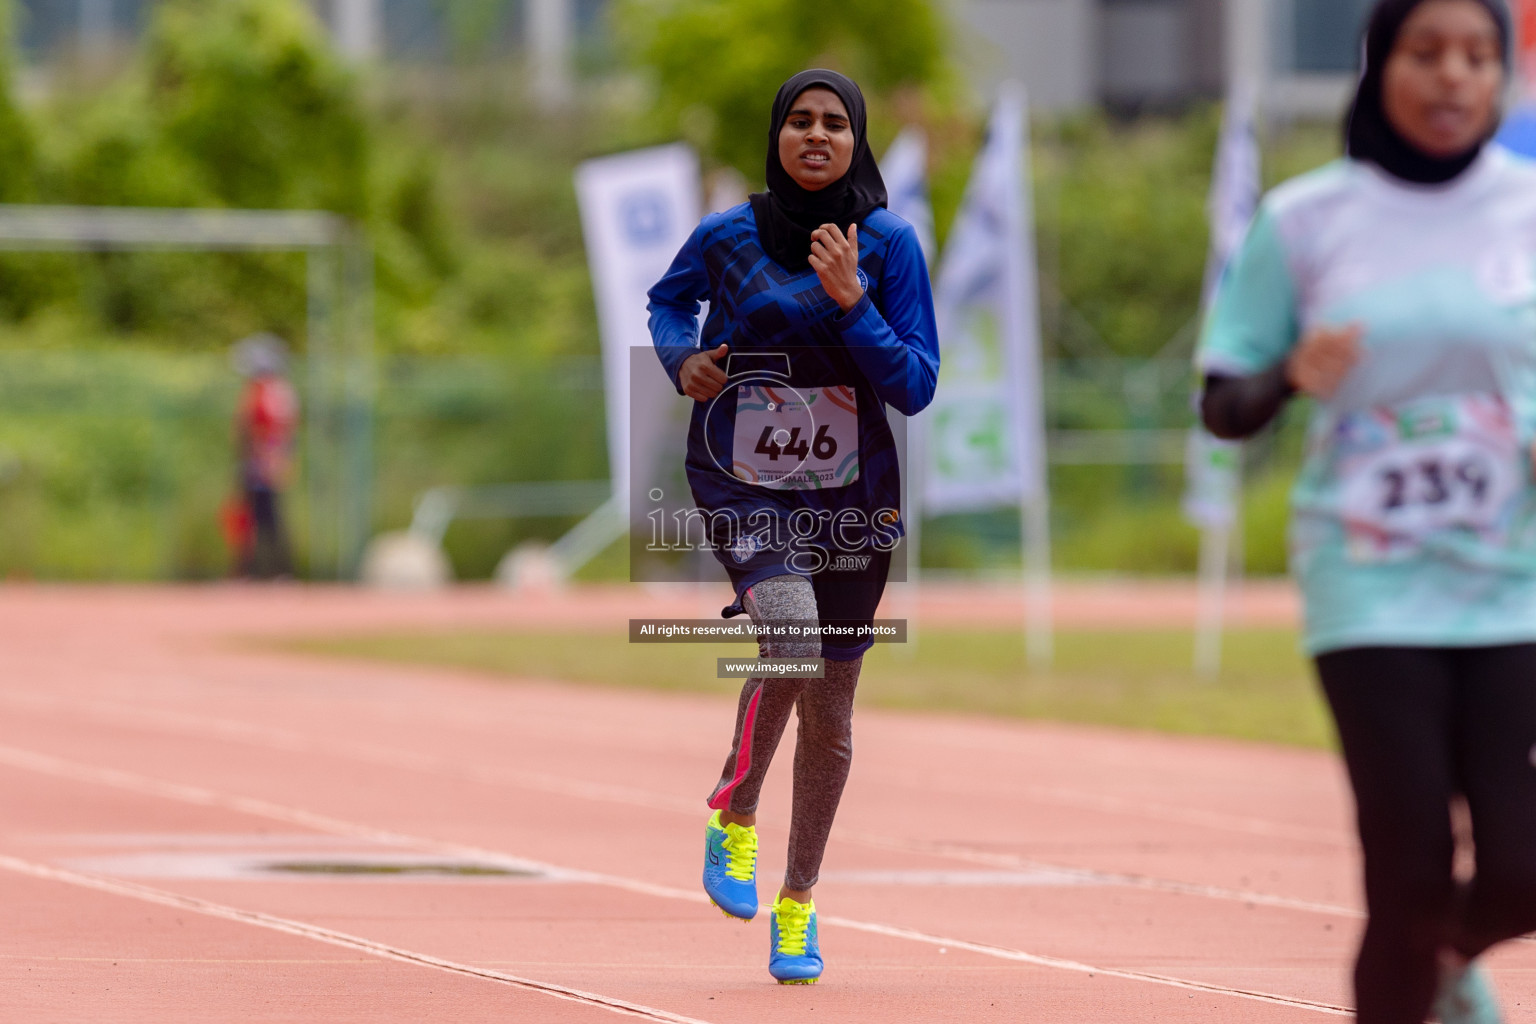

{"left": 1316, "top": 645, "right": 1536, "bottom": 1024}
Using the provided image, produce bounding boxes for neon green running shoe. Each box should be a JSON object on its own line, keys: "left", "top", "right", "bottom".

{"left": 703, "top": 810, "right": 758, "bottom": 921}
{"left": 769, "top": 896, "right": 822, "bottom": 984}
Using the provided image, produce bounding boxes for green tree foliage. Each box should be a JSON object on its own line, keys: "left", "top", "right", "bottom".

{"left": 435, "top": 0, "right": 519, "bottom": 60}
{"left": 0, "top": 1, "right": 57, "bottom": 323}
{"left": 1034, "top": 110, "right": 1339, "bottom": 358}
{"left": 144, "top": 0, "right": 370, "bottom": 216}
{"left": 0, "top": 0, "right": 33, "bottom": 203}
{"left": 615, "top": 0, "right": 952, "bottom": 180}
{"left": 13, "top": 0, "right": 454, "bottom": 347}
{"left": 1035, "top": 112, "right": 1219, "bottom": 358}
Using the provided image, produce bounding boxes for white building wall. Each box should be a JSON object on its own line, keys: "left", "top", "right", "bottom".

{"left": 21, "top": 0, "right": 1360, "bottom": 120}
{"left": 951, "top": 0, "right": 1098, "bottom": 111}
{"left": 953, "top": 0, "right": 1356, "bottom": 116}
{"left": 1100, "top": 0, "right": 1186, "bottom": 105}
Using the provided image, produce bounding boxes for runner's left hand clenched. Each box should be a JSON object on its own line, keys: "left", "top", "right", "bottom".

{"left": 809, "top": 223, "right": 863, "bottom": 313}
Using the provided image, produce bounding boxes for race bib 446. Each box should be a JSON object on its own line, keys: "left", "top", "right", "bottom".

{"left": 1334, "top": 392, "right": 1523, "bottom": 561}
{"left": 731, "top": 385, "right": 859, "bottom": 490}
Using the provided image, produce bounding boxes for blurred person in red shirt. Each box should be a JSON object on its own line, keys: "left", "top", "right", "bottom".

{"left": 229, "top": 333, "right": 299, "bottom": 578}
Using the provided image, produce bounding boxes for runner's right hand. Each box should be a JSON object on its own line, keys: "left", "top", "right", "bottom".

{"left": 1286, "top": 324, "right": 1363, "bottom": 400}
{"left": 680, "top": 343, "right": 730, "bottom": 402}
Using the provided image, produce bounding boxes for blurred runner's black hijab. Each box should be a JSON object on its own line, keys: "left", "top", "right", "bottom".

{"left": 1345, "top": 0, "right": 1510, "bottom": 184}
{"left": 750, "top": 69, "right": 887, "bottom": 271}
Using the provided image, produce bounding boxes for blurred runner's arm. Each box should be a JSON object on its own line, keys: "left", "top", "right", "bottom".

{"left": 1200, "top": 325, "right": 1361, "bottom": 439}
{"left": 831, "top": 223, "right": 939, "bottom": 416}
{"left": 1196, "top": 205, "right": 1304, "bottom": 439}
{"left": 1200, "top": 367, "right": 1294, "bottom": 440}
{"left": 647, "top": 224, "right": 711, "bottom": 394}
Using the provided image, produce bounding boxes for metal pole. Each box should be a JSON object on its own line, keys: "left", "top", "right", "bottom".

{"left": 1194, "top": 524, "right": 1231, "bottom": 678}
{"left": 1226, "top": 0, "right": 1269, "bottom": 115}
{"left": 527, "top": 0, "right": 573, "bottom": 106}
{"left": 1023, "top": 497, "right": 1053, "bottom": 668}
{"left": 896, "top": 411, "right": 921, "bottom": 660}
{"left": 340, "top": 238, "right": 375, "bottom": 580}
{"left": 1193, "top": 451, "right": 1243, "bottom": 678}
{"left": 306, "top": 246, "right": 337, "bottom": 579}
{"left": 333, "top": 0, "right": 382, "bottom": 62}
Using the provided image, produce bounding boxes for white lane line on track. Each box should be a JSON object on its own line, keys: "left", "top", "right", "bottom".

{"left": 0, "top": 691, "right": 1359, "bottom": 916}
{"left": 0, "top": 691, "right": 704, "bottom": 817}
{"left": 840, "top": 832, "right": 1366, "bottom": 920}
{"left": 0, "top": 854, "right": 715, "bottom": 1024}
{"left": 1009, "top": 785, "right": 1348, "bottom": 847}
{"left": 0, "top": 743, "right": 1351, "bottom": 1014}
{"left": 0, "top": 690, "right": 1351, "bottom": 845}
{"left": 816, "top": 915, "right": 1350, "bottom": 1015}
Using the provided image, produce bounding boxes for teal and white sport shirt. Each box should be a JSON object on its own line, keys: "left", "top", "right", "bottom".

{"left": 1198, "top": 148, "right": 1536, "bottom": 655}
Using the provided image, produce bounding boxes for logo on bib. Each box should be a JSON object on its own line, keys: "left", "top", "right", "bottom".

{"left": 731, "top": 534, "right": 760, "bottom": 564}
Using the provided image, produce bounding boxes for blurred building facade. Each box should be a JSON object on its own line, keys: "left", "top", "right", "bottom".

{"left": 18, "top": 0, "right": 1369, "bottom": 115}
{"left": 958, "top": 0, "right": 1370, "bottom": 114}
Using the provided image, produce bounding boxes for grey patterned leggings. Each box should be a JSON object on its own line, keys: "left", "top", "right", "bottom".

{"left": 706, "top": 573, "right": 864, "bottom": 892}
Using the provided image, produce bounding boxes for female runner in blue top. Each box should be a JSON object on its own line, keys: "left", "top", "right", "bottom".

{"left": 1199, "top": 1, "right": 1536, "bottom": 1019}
{"left": 648, "top": 69, "right": 939, "bottom": 985}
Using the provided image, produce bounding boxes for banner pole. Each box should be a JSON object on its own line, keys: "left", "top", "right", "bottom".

{"left": 1186, "top": 83, "right": 1259, "bottom": 673}
{"left": 1023, "top": 497, "right": 1053, "bottom": 668}
{"left": 899, "top": 414, "right": 922, "bottom": 661}
{"left": 880, "top": 128, "right": 935, "bottom": 665}
{"left": 1194, "top": 524, "right": 1230, "bottom": 678}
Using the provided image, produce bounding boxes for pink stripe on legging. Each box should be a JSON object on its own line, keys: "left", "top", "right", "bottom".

{"left": 708, "top": 684, "right": 762, "bottom": 811}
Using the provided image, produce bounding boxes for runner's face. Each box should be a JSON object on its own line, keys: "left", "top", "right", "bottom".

{"left": 777, "top": 89, "right": 854, "bottom": 191}
{"left": 1382, "top": 0, "right": 1504, "bottom": 159}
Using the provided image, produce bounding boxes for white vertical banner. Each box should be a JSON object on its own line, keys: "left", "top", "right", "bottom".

{"left": 574, "top": 144, "right": 702, "bottom": 516}
{"left": 925, "top": 86, "right": 1045, "bottom": 511}
{"left": 882, "top": 128, "right": 937, "bottom": 264}
{"left": 882, "top": 127, "right": 937, "bottom": 654}
{"left": 925, "top": 84, "right": 1052, "bottom": 664}
{"left": 1187, "top": 85, "right": 1260, "bottom": 676}
{"left": 1200, "top": 85, "right": 1261, "bottom": 310}
{"left": 1184, "top": 77, "right": 1257, "bottom": 534}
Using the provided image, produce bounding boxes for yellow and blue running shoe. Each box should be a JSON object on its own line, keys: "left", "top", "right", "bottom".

{"left": 1433, "top": 958, "right": 1502, "bottom": 1024}
{"left": 769, "top": 896, "right": 822, "bottom": 985}
{"left": 703, "top": 809, "right": 758, "bottom": 921}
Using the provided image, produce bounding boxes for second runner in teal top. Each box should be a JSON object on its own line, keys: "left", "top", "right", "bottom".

{"left": 1199, "top": 145, "right": 1536, "bottom": 654}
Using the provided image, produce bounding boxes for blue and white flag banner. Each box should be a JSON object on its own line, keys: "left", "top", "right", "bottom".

{"left": 882, "top": 127, "right": 937, "bottom": 266}
{"left": 1185, "top": 87, "right": 1260, "bottom": 531}
{"left": 1200, "top": 84, "right": 1261, "bottom": 307}
{"left": 923, "top": 84, "right": 1047, "bottom": 514}
{"left": 575, "top": 144, "right": 701, "bottom": 506}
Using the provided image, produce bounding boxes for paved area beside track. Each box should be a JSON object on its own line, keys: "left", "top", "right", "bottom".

{"left": 3, "top": 582, "right": 1532, "bottom": 1022}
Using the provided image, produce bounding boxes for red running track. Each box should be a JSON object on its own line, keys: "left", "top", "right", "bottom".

{"left": 1, "top": 582, "right": 1533, "bottom": 1023}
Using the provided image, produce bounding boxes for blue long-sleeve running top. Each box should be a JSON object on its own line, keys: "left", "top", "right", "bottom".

{"left": 647, "top": 203, "right": 939, "bottom": 576}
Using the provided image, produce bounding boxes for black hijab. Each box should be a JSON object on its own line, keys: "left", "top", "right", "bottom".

{"left": 1344, "top": 0, "right": 1510, "bottom": 185}
{"left": 750, "top": 69, "right": 887, "bottom": 272}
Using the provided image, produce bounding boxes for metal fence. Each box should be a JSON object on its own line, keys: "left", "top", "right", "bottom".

{"left": 0, "top": 347, "right": 1298, "bottom": 580}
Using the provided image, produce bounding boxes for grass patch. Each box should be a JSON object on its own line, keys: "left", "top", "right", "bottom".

{"left": 278, "top": 626, "right": 1335, "bottom": 750}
